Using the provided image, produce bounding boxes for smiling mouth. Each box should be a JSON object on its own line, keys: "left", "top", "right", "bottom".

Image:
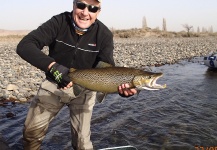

{"left": 79, "top": 16, "right": 89, "bottom": 21}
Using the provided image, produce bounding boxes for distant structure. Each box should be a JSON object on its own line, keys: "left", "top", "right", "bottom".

{"left": 197, "top": 27, "right": 200, "bottom": 33}
{"left": 202, "top": 27, "right": 207, "bottom": 33}
{"left": 197, "top": 26, "right": 214, "bottom": 33}
{"left": 209, "top": 26, "right": 213, "bottom": 33}
{"left": 162, "top": 18, "right": 167, "bottom": 31}
{"left": 142, "top": 16, "right": 147, "bottom": 29}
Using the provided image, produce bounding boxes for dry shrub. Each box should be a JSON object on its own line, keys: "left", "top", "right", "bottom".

{"left": 0, "top": 35, "right": 25, "bottom": 42}
{"left": 111, "top": 28, "right": 217, "bottom": 38}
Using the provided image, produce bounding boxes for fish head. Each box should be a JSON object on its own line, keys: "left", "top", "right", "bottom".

{"left": 133, "top": 72, "right": 166, "bottom": 90}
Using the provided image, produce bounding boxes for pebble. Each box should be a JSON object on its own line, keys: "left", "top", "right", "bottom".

{"left": 6, "top": 84, "right": 19, "bottom": 91}
{"left": 0, "top": 37, "right": 217, "bottom": 102}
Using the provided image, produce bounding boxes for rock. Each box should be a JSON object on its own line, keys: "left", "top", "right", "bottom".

{"left": 6, "top": 112, "right": 16, "bottom": 118}
{"left": 19, "top": 98, "right": 27, "bottom": 102}
{"left": 6, "top": 84, "right": 19, "bottom": 91}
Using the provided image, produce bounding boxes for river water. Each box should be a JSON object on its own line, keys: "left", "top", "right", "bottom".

{"left": 1, "top": 58, "right": 217, "bottom": 150}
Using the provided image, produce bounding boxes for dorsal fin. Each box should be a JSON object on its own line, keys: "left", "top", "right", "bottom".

{"left": 96, "top": 61, "right": 113, "bottom": 68}
{"left": 69, "top": 68, "right": 76, "bottom": 73}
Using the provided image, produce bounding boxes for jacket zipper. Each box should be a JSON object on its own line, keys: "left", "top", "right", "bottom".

{"left": 71, "top": 35, "right": 82, "bottom": 67}
{"left": 75, "top": 35, "right": 82, "bottom": 55}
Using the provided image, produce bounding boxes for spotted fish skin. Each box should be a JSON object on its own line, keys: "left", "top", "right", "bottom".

{"left": 68, "top": 67, "right": 166, "bottom": 93}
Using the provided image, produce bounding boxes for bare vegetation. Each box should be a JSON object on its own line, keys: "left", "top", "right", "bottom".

{"left": 0, "top": 35, "right": 25, "bottom": 43}
{"left": 111, "top": 28, "right": 217, "bottom": 39}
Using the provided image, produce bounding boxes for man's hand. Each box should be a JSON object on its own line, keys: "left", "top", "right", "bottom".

{"left": 118, "top": 83, "right": 137, "bottom": 97}
{"left": 48, "top": 63, "right": 72, "bottom": 89}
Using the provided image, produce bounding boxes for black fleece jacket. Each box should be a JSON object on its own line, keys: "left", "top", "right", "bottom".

{"left": 16, "top": 11, "right": 115, "bottom": 73}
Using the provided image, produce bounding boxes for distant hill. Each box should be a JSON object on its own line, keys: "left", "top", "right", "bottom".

{"left": 0, "top": 29, "right": 31, "bottom": 36}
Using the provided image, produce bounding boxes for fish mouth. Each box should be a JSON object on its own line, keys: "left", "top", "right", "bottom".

{"left": 142, "top": 75, "right": 166, "bottom": 90}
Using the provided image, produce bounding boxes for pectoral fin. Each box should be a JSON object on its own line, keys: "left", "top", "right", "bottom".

{"left": 96, "top": 92, "right": 107, "bottom": 103}
{"left": 69, "top": 68, "right": 76, "bottom": 73}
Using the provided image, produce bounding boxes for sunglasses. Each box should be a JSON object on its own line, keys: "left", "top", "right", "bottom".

{"left": 75, "top": 1, "right": 100, "bottom": 13}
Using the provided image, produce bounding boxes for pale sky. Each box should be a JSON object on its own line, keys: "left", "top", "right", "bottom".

{"left": 1, "top": 0, "right": 217, "bottom": 32}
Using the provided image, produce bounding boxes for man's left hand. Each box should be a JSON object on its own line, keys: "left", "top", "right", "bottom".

{"left": 118, "top": 83, "right": 137, "bottom": 97}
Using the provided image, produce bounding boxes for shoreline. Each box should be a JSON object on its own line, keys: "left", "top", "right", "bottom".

{"left": 0, "top": 36, "right": 217, "bottom": 103}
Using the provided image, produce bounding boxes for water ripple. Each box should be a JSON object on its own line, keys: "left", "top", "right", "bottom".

{"left": 1, "top": 60, "right": 217, "bottom": 149}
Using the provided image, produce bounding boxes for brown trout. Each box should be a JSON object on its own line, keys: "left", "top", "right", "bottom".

{"left": 68, "top": 65, "right": 166, "bottom": 93}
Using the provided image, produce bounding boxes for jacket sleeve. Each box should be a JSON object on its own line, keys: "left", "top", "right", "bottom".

{"left": 16, "top": 14, "right": 62, "bottom": 72}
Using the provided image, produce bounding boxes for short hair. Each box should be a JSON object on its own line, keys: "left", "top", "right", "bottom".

{"left": 73, "top": 0, "right": 101, "bottom": 3}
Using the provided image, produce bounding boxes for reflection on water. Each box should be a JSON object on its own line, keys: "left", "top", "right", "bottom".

{"left": 1, "top": 58, "right": 217, "bottom": 150}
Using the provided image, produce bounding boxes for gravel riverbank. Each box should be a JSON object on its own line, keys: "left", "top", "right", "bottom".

{"left": 0, "top": 37, "right": 217, "bottom": 103}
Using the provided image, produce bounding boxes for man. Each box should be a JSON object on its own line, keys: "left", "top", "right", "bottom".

{"left": 17, "top": 0, "right": 137, "bottom": 149}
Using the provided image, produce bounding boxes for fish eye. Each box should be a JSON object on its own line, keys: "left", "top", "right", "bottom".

{"left": 146, "top": 76, "right": 152, "bottom": 79}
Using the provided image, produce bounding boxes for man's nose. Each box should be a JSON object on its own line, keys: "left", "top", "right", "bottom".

{"left": 82, "top": 7, "right": 89, "bottom": 15}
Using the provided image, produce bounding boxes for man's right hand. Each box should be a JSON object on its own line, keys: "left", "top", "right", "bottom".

{"left": 48, "top": 62, "right": 72, "bottom": 89}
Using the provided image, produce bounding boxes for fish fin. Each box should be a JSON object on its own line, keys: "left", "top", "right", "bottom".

{"left": 137, "top": 90, "right": 141, "bottom": 96}
{"left": 73, "top": 84, "right": 85, "bottom": 96}
{"left": 69, "top": 68, "right": 76, "bottom": 73}
{"left": 95, "top": 61, "right": 114, "bottom": 68}
{"left": 135, "top": 90, "right": 140, "bottom": 99}
{"left": 96, "top": 92, "right": 107, "bottom": 103}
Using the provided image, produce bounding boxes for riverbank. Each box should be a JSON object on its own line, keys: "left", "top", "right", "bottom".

{"left": 0, "top": 36, "right": 217, "bottom": 103}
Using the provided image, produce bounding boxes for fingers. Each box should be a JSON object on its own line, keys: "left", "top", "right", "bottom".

{"left": 118, "top": 83, "right": 137, "bottom": 97}
{"left": 62, "top": 81, "right": 73, "bottom": 90}
{"left": 67, "top": 81, "right": 73, "bottom": 87}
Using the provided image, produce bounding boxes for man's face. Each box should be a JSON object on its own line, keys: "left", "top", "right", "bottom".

{"left": 73, "top": 0, "right": 101, "bottom": 29}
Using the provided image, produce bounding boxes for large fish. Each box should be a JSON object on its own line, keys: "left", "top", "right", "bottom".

{"left": 68, "top": 62, "right": 166, "bottom": 94}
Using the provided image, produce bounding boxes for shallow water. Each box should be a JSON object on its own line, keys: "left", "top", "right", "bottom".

{"left": 1, "top": 58, "right": 217, "bottom": 150}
